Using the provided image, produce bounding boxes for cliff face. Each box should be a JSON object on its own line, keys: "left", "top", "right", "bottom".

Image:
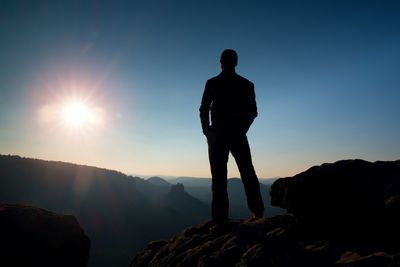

{"left": 0, "top": 204, "right": 90, "bottom": 267}
{"left": 131, "top": 159, "right": 400, "bottom": 267}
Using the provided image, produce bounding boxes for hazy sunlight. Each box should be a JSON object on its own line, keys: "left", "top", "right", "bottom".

{"left": 60, "top": 99, "right": 104, "bottom": 128}
{"left": 38, "top": 84, "right": 107, "bottom": 137}
{"left": 62, "top": 101, "right": 90, "bottom": 127}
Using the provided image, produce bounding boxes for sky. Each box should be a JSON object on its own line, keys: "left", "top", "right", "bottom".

{"left": 0, "top": 0, "right": 399, "bottom": 178}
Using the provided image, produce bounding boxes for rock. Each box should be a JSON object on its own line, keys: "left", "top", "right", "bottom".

{"left": 131, "top": 215, "right": 400, "bottom": 267}
{"left": 131, "top": 216, "right": 300, "bottom": 267}
{"left": 170, "top": 183, "right": 185, "bottom": 194}
{"left": 270, "top": 159, "right": 400, "bottom": 238}
{"left": 0, "top": 203, "right": 90, "bottom": 267}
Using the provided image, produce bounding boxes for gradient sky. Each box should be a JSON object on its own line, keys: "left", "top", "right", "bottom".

{"left": 1, "top": 0, "right": 399, "bottom": 178}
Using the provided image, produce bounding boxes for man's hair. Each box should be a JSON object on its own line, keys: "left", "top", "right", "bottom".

{"left": 220, "top": 49, "right": 238, "bottom": 67}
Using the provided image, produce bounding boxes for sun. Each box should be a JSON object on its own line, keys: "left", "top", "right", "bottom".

{"left": 62, "top": 102, "right": 90, "bottom": 127}
{"left": 36, "top": 74, "right": 108, "bottom": 138}
{"left": 59, "top": 100, "right": 103, "bottom": 130}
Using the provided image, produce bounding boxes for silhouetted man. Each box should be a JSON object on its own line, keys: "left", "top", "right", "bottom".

{"left": 200, "top": 49, "right": 264, "bottom": 227}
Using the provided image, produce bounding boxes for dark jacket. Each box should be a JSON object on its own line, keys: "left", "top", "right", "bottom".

{"left": 199, "top": 71, "right": 258, "bottom": 134}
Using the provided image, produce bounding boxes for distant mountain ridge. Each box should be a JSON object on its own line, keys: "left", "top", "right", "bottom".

{"left": 164, "top": 177, "right": 285, "bottom": 218}
{"left": 147, "top": 176, "right": 171, "bottom": 187}
{"left": 164, "top": 176, "right": 279, "bottom": 187}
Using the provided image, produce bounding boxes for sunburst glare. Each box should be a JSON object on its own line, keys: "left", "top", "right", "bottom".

{"left": 37, "top": 77, "right": 108, "bottom": 138}
{"left": 62, "top": 101, "right": 90, "bottom": 126}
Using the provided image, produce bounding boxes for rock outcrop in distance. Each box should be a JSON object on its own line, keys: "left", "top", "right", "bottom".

{"left": 131, "top": 159, "right": 400, "bottom": 267}
{"left": 0, "top": 203, "right": 90, "bottom": 267}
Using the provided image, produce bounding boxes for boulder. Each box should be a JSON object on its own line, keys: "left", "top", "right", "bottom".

{"left": 270, "top": 159, "right": 400, "bottom": 238}
{"left": 0, "top": 204, "right": 90, "bottom": 267}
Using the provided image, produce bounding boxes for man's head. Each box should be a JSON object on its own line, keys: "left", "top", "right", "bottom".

{"left": 220, "top": 49, "right": 238, "bottom": 71}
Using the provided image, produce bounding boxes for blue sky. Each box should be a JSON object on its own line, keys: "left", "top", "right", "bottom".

{"left": 0, "top": 0, "right": 399, "bottom": 178}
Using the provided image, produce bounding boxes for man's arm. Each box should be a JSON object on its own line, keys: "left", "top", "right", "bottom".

{"left": 199, "top": 80, "right": 212, "bottom": 135}
{"left": 244, "top": 82, "right": 258, "bottom": 133}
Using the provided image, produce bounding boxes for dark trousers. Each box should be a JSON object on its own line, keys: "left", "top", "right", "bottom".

{"left": 207, "top": 131, "right": 264, "bottom": 224}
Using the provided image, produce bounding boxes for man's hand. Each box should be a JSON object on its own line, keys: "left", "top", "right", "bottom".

{"left": 202, "top": 126, "right": 212, "bottom": 136}
{"left": 237, "top": 120, "right": 252, "bottom": 135}
{"left": 204, "top": 127, "right": 217, "bottom": 145}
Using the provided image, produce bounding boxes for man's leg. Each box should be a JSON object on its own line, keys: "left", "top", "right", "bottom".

{"left": 208, "top": 132, "right": 230, "bottom": 224}
{"left": 230, "top": 134, "right": 264, "bottom": 217}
